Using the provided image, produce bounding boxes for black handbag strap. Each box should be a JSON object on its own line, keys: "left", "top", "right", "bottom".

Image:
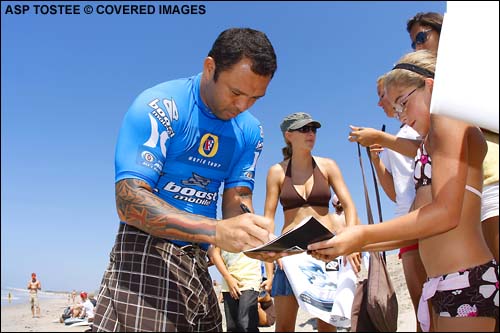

{"left": 357, "top": 143, "right": 375, "bottom": 226}
{"left": 365, "top": 145, "right": 383, "bottom": 223}
{"left": 357, "top": 141, "right": 386, "bottom": 262}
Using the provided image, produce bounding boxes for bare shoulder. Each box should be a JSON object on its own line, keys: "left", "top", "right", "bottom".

{"left": 269, "top": 161, "right": 286, "bottom": 174}
{"left": 430, "top": 115, "right": 487, "bottom": 161}
{"left": 313, "top": 155, "right": 338, "bottom": 171}
{"left": 267, "top": 161, "right": 286, "bottom": 180}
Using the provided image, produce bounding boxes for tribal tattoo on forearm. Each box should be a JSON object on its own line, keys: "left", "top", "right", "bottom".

{"left": 115, "top": 179, "right": 216, "bottom": 243}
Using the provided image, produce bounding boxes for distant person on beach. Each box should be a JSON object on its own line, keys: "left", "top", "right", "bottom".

{"left": 92, "top": 28, "right": 277, "bottom": 331}
{"left": 27, "top": 272, "right": 41, "bottom": 318}
{"left": 260, "top": 112, "right": 361, "bottom": 332}
{"left": 310, "top": 50, "right": 499, "bottom": 332}
{"left": 64, "top": 291, "right": 95, "bottom": 325}
{"left": 88, "top": 293, "right": 97, "bottom": 307}
{"left": 8, "top": 292, "right": 12, "bottom": 304}
{"left": 71, "top": 289, "right": 77, "bottom": 304}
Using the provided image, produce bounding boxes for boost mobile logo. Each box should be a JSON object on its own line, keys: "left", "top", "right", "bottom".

{"left": 198, "top": 133, "right": 219, "bottom": 158}
{"left": 163, "top": 181, "right": 218, "bottom": 206}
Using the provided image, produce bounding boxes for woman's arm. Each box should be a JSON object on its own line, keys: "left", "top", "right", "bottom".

{"left": 326, "top": 158, "right": 358, "bottom": 227}
{"left": 349, "top": 126, "right": 420, "bottom": 158}
{"left": 361, "top": 239, "right": 417, "bottom": 252}
{"left": 263, "top": 163, "right": 284, "bottom": 232}
{"left": 245, "top": 164, "right": 283, "bottom": 262}
{"left": 325, "top": 157, "right": 362, "bottom": 272}
{"left": 309, "top": 116, "right": 476, "bottom": 260}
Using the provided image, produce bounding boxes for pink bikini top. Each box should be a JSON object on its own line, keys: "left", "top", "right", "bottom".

{"left": 414, "top": 140, "right": 481, "bottom": 197}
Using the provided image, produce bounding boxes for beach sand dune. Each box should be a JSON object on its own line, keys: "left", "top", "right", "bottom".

{"left": 1, "top": 254, "right": 416, "bottom": 332}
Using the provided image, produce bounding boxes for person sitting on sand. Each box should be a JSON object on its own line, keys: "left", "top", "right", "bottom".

{"left": 64, "top": 292, "right": 94, "bottom": 324}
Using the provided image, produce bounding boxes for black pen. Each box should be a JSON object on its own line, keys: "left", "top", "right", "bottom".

{"left": 240, "top": 203, "right": 251, "bottom": 213}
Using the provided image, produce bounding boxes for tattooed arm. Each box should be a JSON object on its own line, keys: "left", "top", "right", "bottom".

{"left": 116, "top": 178, "right": 216, "bottom": 243}
{"left": 116, "top": 179, "right": 271, "bottom": 252}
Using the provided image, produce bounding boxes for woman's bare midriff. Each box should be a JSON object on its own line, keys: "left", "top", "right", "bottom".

{"left": 414, "top": 186, "right": 493, "bottom": 277}
{"left": 282, "top": 205, "right": 335, "bottom": 234}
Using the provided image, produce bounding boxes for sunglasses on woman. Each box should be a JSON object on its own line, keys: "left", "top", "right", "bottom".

{"left": 290, "top": 125, "right": 317, "bottom": 133}
{"left": 411, "top": 29, "right": 433, "bottom": 50}
{"left": 392, "top": 87, "right": 419, "bottom": 118}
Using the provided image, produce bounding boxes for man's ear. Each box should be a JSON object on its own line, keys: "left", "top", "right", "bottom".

{"left": 203, "top": 57, "right": 216, "bottom": 80}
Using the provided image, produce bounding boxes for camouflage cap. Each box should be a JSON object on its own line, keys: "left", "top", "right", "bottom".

{"left": 280, "top": 112, "right": 321, "bottom": 133}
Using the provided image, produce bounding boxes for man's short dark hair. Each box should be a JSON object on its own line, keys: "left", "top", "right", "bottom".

{"left": 208, "top": 28, "right": 277, "bottom": 81}
{"left": 407, "top": 12, "right": 443, "bottom": 35}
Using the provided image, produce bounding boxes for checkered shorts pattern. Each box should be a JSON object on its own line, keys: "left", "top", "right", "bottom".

{"left": 91, "top": 224, "right": 222, "bottom": 332}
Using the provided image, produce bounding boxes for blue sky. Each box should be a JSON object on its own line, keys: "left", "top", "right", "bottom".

{"left": 1, "top": 1, "right": 446, "bottom": 293}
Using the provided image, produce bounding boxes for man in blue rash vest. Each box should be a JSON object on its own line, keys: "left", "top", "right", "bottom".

{"left": 92, "top": 28, "right": 277, "bottom": 332}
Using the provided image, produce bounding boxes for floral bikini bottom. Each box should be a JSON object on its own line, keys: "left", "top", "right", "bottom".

{"left": 430, "top": 259, "right": 499, "bottom": 318}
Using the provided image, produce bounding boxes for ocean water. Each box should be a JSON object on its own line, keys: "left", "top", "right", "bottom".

{"left": 1, "top": 287, "right": 68, "bottom": 307}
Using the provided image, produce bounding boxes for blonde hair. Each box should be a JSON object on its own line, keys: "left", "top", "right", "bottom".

{"left": 376, "top": 73, "right": 387, "bottom": 86}
{"left": 384, "top": 50, "right": 436, "bottom": 91}
{"left": 376, "top": 73, "right": 387, "bottom": 98}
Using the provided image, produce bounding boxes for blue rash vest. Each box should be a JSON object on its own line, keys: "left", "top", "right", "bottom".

{"left": 115, "top": 73, "right": 264, "bottom": 250}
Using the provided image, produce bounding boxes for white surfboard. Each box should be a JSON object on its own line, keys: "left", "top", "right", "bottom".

{"left": 431, "top": 1, "right": 499, "bottom": 133}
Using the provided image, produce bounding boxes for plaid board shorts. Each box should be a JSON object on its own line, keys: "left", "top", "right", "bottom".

{"left": 92, "top": 223, "right": 222, "bottom": 332}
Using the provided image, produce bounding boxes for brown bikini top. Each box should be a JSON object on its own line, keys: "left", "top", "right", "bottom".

{"left": 280, "top": 158, "right": 331, "bottom": 211}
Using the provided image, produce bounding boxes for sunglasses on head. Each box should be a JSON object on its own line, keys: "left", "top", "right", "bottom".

{"left": 290, "top": 125, "right": 317, "bottom": 133}
{"left": 411, "top": 29, "right": 433, "bottom": 50}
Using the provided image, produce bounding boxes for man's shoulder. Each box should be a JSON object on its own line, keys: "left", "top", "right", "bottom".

{"left": 125, "top": 74, "right": 199, "bottom": 123}
{"left": 233, "top": 112, "right": 262, "bottom": 137}
{"left": 133, "top": 74, "right": 198, "bottom": 106}
{"left": 149, "top": 75, "right": 196, "bottom": 92}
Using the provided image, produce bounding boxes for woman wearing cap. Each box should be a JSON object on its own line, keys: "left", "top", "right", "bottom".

{"left": 262, "top": 112, "right": 361, "bottom": 332}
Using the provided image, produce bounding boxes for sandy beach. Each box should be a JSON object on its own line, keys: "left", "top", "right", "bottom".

{"left": 1, "top": 295, "right": 89, "bottom": 332}
{"left": 1, "top": 254, "right": 416, "bottom": 332}
{"left": 221, "top": 253, "right": 416, "bottom": 332}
